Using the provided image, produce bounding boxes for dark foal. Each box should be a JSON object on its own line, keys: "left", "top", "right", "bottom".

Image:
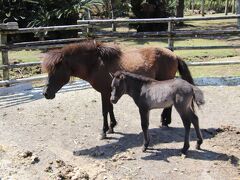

{"left": 110, "top": 71, "right": 205, "bottom": 154}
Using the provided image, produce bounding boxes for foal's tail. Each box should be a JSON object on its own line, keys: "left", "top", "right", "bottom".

{"left": 177, "top": 56, "right": 195, "bottom": 85}
{"left": 192, "top": 86, "right": 205, "bottom": 112}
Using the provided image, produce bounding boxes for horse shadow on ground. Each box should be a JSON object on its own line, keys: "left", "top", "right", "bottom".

{"left": 73, "top": 127, "right": 239, "bottom": 166}
{"left": 0, "top": 81, "right": 91, "bottom": 108}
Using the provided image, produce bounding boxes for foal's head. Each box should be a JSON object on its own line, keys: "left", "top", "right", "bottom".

{"left": 110, "top": 72, "right": 127, "bottom": 104}
{"left": 42, "top": 50, "right": 71, "bottom": 99}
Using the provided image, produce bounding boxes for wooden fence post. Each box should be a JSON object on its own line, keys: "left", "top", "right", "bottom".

{"left": 0, "top": 33, "right": 9, "bottom": 81}
{"left": 0, "top": 22, "right": 18, "bottom": 84}
{"left": 111, "top": 11, "right": 116, "bottom": 32}
{"left": 168, "top": 21, "right": 174, "bottom": 51}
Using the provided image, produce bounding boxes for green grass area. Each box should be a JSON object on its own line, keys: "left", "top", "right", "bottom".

{"left": 118, "top": 38, "right": 240, "bottom": 61}
{"left": 189, "top": 65, "right": 240, "bottom": 77}
{"left": 0, "top": 50, "right": 41, "bottom": 63}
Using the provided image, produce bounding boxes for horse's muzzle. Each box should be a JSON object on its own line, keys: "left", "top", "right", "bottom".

{"left": 43, "top": 87, "right": 56, "bottom": 99}
{"left": 43, "top": 91, "right": 55, "bottom": 99}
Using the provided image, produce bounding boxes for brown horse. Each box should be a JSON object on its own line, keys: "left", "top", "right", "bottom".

{"left": 42, "top": 40, "right": 194, "bottom": 139}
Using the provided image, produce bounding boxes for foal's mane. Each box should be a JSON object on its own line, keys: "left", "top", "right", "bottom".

{"left": 42, "top": 40, "right": 122, "bottom": 73}
{"left": 115, "top": 71, "right": 157, "bottom": 82}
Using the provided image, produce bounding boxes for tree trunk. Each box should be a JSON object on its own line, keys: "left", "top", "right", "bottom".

{"left": 176, "top": 0, "right": 185, "bottom": 18}
{"left": 225, "top": 0, "right": 229, "bottom": 15}
{"left": 232, "top": 0, "right": 236, "bottom": 13}
{"left": 130, "top": 0, "right": 173, "bottom": 32}
{"left": 192, "top": 0, "right": 195, "bottom": 13}
{"left": 176, "top": 0, "right": 184, "bottom": 26}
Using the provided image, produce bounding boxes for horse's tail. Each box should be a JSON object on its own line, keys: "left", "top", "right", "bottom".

{"left": 191, "top": 86, "right": 205, "bottom": 112}
{"left": 177, "top": 56, "right": 195, "bottom": 85}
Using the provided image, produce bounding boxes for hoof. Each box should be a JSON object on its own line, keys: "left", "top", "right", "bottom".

{"left": 160, "top": 125, "right": 169, "bottom": 130}
{"left": 142, "top": 146, "right": 147, "bottom": 152}
{"left": 181, "top": 154, "right": 187, "bottom": 159}
{"left": 196, "top": 144, "right": 201, "bottom": 150}
{"left": 107, "top": 128, "right": 114, "bottom": 134}
{"left": 99, "top": 133, "right": 107, "bottom": 140}
{"left": 181, "top": 148, "right": 188, "bottom": 155}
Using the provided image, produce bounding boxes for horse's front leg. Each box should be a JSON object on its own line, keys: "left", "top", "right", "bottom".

{"left": 100, "top": 93, "right": 110, "bottom": 139}
{"left": 139, "top": 108, "right": 150, "bottom": 152}
{"left": 161, "top": 106, "right": 172, "bottom": 127}
{"left": 108, "top": 102, "right": 117, "bottom": 133}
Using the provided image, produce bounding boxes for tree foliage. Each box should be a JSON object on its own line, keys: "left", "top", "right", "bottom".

{"left": 0, "top": 0, "right": 103, "bottom": 27}
{"left": 185, "top": 0, "right": 235, "bottom": 13}
{"left": 130, "top": 0, "right": 175, "bottom": 31}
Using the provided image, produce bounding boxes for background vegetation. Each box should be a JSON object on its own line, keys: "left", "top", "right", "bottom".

{"left": 0, "top": 0, "right": 237, "bottom": 27}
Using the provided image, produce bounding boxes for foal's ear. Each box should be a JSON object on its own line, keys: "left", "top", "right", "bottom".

{"left": 119, "top": 74, "right": 125, "bottom": 80}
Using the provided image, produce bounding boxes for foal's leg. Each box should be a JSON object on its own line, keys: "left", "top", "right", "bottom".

{"left": 139, "top": 108, "right": 150, "bottom": 152}
{"left": 181, "top": 116, "right": 191, "bottom": 155}
{"left": 175, "top": 105, "right": 191, "bottom": 154}
{"left": 161, "top": 107, "right": 172, "bottom": 127}
{"left": 189, "top": 110, "right": 203, "bottom": 150}
{"left": 108, "top": 102, "right": 117, "bottom": 133}
{"left": 100, "top": 93, "right": 110, "bottom": 139}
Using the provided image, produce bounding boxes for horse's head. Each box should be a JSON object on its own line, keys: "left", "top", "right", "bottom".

{"left": 42, "top": 51, "right": 71, "bottom": 99}
{"left": 110, "top": 71, "right": 127, "bottom": 104}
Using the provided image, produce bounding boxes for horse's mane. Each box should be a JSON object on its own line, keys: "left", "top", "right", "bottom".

{"left": 42, "top": 40, "right": 122, "bottom": 73}
{"left": 41, "top": 49, "right": 63, "bottom": 73}
{"left": 114, "top": 71, "right": 157, "bottom": 83}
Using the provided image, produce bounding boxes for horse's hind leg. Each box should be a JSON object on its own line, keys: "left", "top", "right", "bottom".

{"left": 109, "top": 103, "right": 117, "bottom": 133}
{"left": 161, "top": 107, "right": 172, "bottom": 127}
{"left": 189, "top": 110, "right": 203, "bottom": 150}
{"left": 139, "top": 108, "right": 150, "bottom": 152}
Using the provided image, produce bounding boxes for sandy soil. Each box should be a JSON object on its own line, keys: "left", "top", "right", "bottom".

{"left": 0, "top": 86, "right": 240, "bottom": 180}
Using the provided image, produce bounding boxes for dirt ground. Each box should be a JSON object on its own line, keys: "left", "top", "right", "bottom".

{"left": 0, "top": 85, "right": 240, "bottom": 180}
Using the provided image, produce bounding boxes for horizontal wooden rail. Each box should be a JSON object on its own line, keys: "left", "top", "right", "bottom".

{"left": 90, "top": 29, "right": 240, "bottom": 38}
{"left": 174, "top": 45, "right": 240, "bottom": 50}
{"left": 187, "top": 60, "right": 240, "bottom": 66}
{"left": 1, "top": 24, "right": 89, "bottom": 35}
{"left": 0, "top": 62, "right": 41, "bottom": 70}
{"left": 77, "top": 15, "right": 240, "bottom": 24}
{"left": 0, "top": 37, "right": 86, "bottom": 51}
{"left": 0, "top": 75, "right": 47, "bottom": 86}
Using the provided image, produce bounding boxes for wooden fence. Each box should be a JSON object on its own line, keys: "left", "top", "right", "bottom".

{"left": 1, "top": 15, "right": 240, "bottom": 86}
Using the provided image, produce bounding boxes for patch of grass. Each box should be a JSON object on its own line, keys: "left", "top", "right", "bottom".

{"left": 175, "top": 39, "right": 239, "bottom": 61}
{"left": 118, "top": 38, "right": 239, "bottom": 61}
{"left": 0, "top": 50, "right": 41, "bottom": 63}
{"left": 189, "top": 64, "right": 240, "bottom": 77}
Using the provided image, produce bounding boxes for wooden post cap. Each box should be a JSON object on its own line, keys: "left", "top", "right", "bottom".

{"left": 0, "top": 22, "right": 19, "bottom": 30}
